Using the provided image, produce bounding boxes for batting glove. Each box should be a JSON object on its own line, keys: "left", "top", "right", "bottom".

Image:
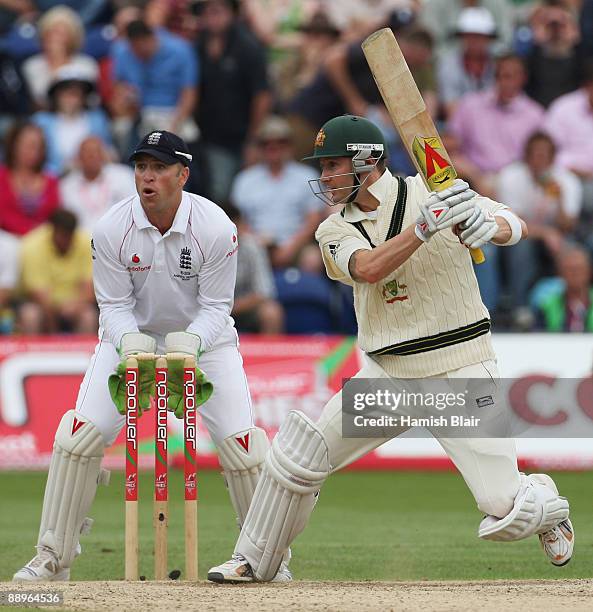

{"left": 459, "top": 205, "right": 498, "bottom": 249}
{"left": 418, "top": 179, "right": 477, "bottom": 233}
{"left": 165, "top": 357, "right": 213, "bottom": 419}
{"left": 108, "top": 358, "right": 156, "bottom": 416}
{"left": 414, "top": 216, "right": 437, "bottom": 242}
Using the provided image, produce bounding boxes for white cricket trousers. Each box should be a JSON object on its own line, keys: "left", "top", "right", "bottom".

{"left": 317, "top": 357, "right": 521, "bottom": 519}
{"left": 74, "top": 340, "right": 254, "bottom": 447}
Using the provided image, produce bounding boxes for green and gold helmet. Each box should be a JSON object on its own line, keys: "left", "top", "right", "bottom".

{"left": 303, "top": 115, "right": 386, "bottom": 161}
{"left": 305, "top": 115, "right": 387, "bottom": 206}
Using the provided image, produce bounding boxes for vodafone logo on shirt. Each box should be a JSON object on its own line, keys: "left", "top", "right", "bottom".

{"left": 127, "top": 253, "right": 151, "bottom": 272}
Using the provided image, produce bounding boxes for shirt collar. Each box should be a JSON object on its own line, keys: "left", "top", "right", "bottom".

{"left": 131, "top": 192, "right": 191, "bottom": 234}
{"left": 341, "top": 168, "right": 394, "bottom": 222}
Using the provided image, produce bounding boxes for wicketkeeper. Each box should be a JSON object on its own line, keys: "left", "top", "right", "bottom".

{"left": 208, "top": 115, "right": 574, "bottom": 583}
{"left": 13, "top": 131, "right": 291, "bottom": 582}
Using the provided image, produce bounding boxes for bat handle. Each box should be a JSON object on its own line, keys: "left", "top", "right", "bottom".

{"left": 470, "top": 247, "right": 485, "bottom": 264}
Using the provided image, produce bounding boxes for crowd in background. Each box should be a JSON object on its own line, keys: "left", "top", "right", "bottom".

{"left": 0, "top": 0, "right": 593, "bottom": 336}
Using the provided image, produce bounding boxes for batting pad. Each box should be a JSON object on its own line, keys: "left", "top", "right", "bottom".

{"left": 217, "top": 427, "right": 269, "bottom": 527}
{"left": 37, "top": 410, "right": 106, "bottom": 567}
{"left": 235, "top": 411, "right": 330, "bottom": 581}
{"left": 479, "top": 473, "right": 569, "bottom": 542}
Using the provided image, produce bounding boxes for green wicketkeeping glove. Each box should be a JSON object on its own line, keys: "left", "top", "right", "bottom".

{"left": 166, "top": 358, "right": 213, "bottom": 419}
{"left": 108, "top": 358, "right": 156, "bottom": 416}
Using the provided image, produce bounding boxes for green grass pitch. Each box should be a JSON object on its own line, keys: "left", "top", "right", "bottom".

{"left": 1, "top": 470, "right": 590, "bottom": 582}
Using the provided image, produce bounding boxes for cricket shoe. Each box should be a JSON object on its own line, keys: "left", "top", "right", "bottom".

{"left": 13, "top": 546, "right": 70, "bottom": 582}
{"left": 207, "top": 554, "right": 293, "bottom": 584}
{"left": 539, "top": 519, "right": 574, "bottom": 566}
{"left": 208, "top": 553, "right": 255, "bottom": 583}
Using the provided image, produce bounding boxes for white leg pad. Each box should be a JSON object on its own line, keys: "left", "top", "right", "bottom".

{"left": 217, "top": 427, "right": 269, "bottom": 527}
{"left": 235, "top": 411, "right": 330, "bottom": 581}
{"left": 479, "top": 473, "right": 569, "bottom": 542}
{"left": 37, "top": 410, "right": 105, "bottom": 567}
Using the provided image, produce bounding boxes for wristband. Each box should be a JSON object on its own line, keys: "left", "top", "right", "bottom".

{"left": 494, "top": 210, "right": 522, "bottom": 246}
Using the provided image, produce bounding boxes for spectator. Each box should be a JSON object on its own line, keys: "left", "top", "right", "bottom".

{"left": 230, "top": 115, "right": 323, "bottom": 268}
{"left": 284, "top": 12, "right": 393, "bottom": 162}
{"left": 0, "top": 122, "right": 60, "bottom": 236}
{"left": 419, "top": 0, "right": 513, "bottom": 58}
{"left": 0, "top": 0, "right": 36, "bottom": 36}
{"left": 0, "top": 49, "right": 32, "bottom": 137}
{"left": 497, "top": 131, "right": 582, "bottom": 316}
{"left": 273, "top": 10, "right": 342, "bottom": 106}
{"left": 194, "top": 0, "right": 271, "bottom": 202}
{"left": 33, "top": 66, "right": 112, "bottom": 175}
{"left": 241, "top": 0, "right": 320, "bottom": 49}
{"left": 60, "top": 136, "right": 136, "bottom": 232}
{"left": 35, "top": 0, "right": 110, "bottom": 28}
{"left": 525, "top": 1, "right": 582, "bottom": 108}
{"left": 96, "top": 5, "right": 143, "bottom": 158}
{"left": 21, "top": 6, "right": 99, "bottom": 109}
{"left": 0, "top": 229, "right": 20, "bottom": 334}
{"left": 322, "top": 0, "right": 419, "bottom": 42}
{"left": 436, "top": 6, "right": 497, "bottom": 118}
{"left": 17, "top": 209, "right": 97, "bottom": 335}
{"left": 448, "top": 54, "right": 544, "bottom": 193}
{"left": 111, "top": 19, "right": 199, "bottom": 144}
{"left": 544, "top": 61, "right": 593, "bottom": 244}
{"left": 534, "top": 245, "right": 593, "bottom": 332}
{"left": 144, "top": 0, "right": 201, "bottom": 40}
{"left": 226, "top": 204, "right": 284, "bottom": 334}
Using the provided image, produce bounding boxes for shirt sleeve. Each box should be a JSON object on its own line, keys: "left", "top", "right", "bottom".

{"left": 92, "top": 223, "right": 139, "bottom": 349}
{"left": 186, "top": 218, "right": 238, "bottom": 351}
{"left": 315, "top": 217, "right": 372, "bottom": 287}
{"left": 180, "top": 40, "right": 198, "bottom": 87}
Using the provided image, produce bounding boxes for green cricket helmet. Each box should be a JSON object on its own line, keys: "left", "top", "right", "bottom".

{"left": 305, "top": 115, "right": 387, "bottom": 206}
{"left": 303, "top": 114, "right": 386, "bottom": 163}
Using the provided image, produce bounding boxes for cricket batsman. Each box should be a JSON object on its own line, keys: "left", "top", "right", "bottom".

{"left": 208, "top": 115, "right": 574, "bottom": 583}
{"left": 13, "top": 131, "right": 291, "bottom": 582}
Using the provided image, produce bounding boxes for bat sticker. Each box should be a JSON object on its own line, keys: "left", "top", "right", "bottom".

{"left": 412, "top": 136, "right": 457, "bottom": 191}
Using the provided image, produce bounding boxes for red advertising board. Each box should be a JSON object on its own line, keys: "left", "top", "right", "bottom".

{"left": 1, "top": 335, "right": 592, "bottom": 471}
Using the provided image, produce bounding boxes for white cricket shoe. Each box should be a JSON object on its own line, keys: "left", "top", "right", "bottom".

{"left": 13, "top": 547, "right": 70, "bottom": 582}
{"left": 539, "top": 519, "right": 575, "bottom": 566}
{"left": 208, "top": 553, "right": 255, "bottom": 583}
{"left": 207, "top": 554, "right": 293, "bottom": 584}
{"left": 272, "top": 562, "right": 293, "bottom": 583}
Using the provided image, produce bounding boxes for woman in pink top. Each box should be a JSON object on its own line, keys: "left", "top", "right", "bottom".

{"left": 0, "top": 122, "right": 60, "bottom": 236}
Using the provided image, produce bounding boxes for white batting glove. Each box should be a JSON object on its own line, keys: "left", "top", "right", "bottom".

{"left": 459, "top": 205, "right": 499, "bottom": 249}
{"left": 119, "top": 332, "right": 156, "bottom": 357}
{"left": 418, "top": 179, "right": 476, "bottom": 232}
{"left": 165, "top": 331, "right": 202, "bottom": 359}
{"left": 414, "top": 216, "right": 437, "bottom": 242}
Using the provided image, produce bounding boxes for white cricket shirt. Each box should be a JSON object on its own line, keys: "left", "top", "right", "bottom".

{"left": 92, "top": 191, "right": 239, "bottom": 352}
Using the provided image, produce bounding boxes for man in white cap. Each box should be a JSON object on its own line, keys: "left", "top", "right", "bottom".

{"left": 436, "top": 6, "right": 499, "bottom": 118}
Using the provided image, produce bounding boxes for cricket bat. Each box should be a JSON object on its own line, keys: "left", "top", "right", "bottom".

{"left": 361, "top": 28, "right": 485, "bottom": 264}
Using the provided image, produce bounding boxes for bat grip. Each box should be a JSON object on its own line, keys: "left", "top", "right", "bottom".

{"left": 470, "top": 247, "right": 485, "bottom": 264}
